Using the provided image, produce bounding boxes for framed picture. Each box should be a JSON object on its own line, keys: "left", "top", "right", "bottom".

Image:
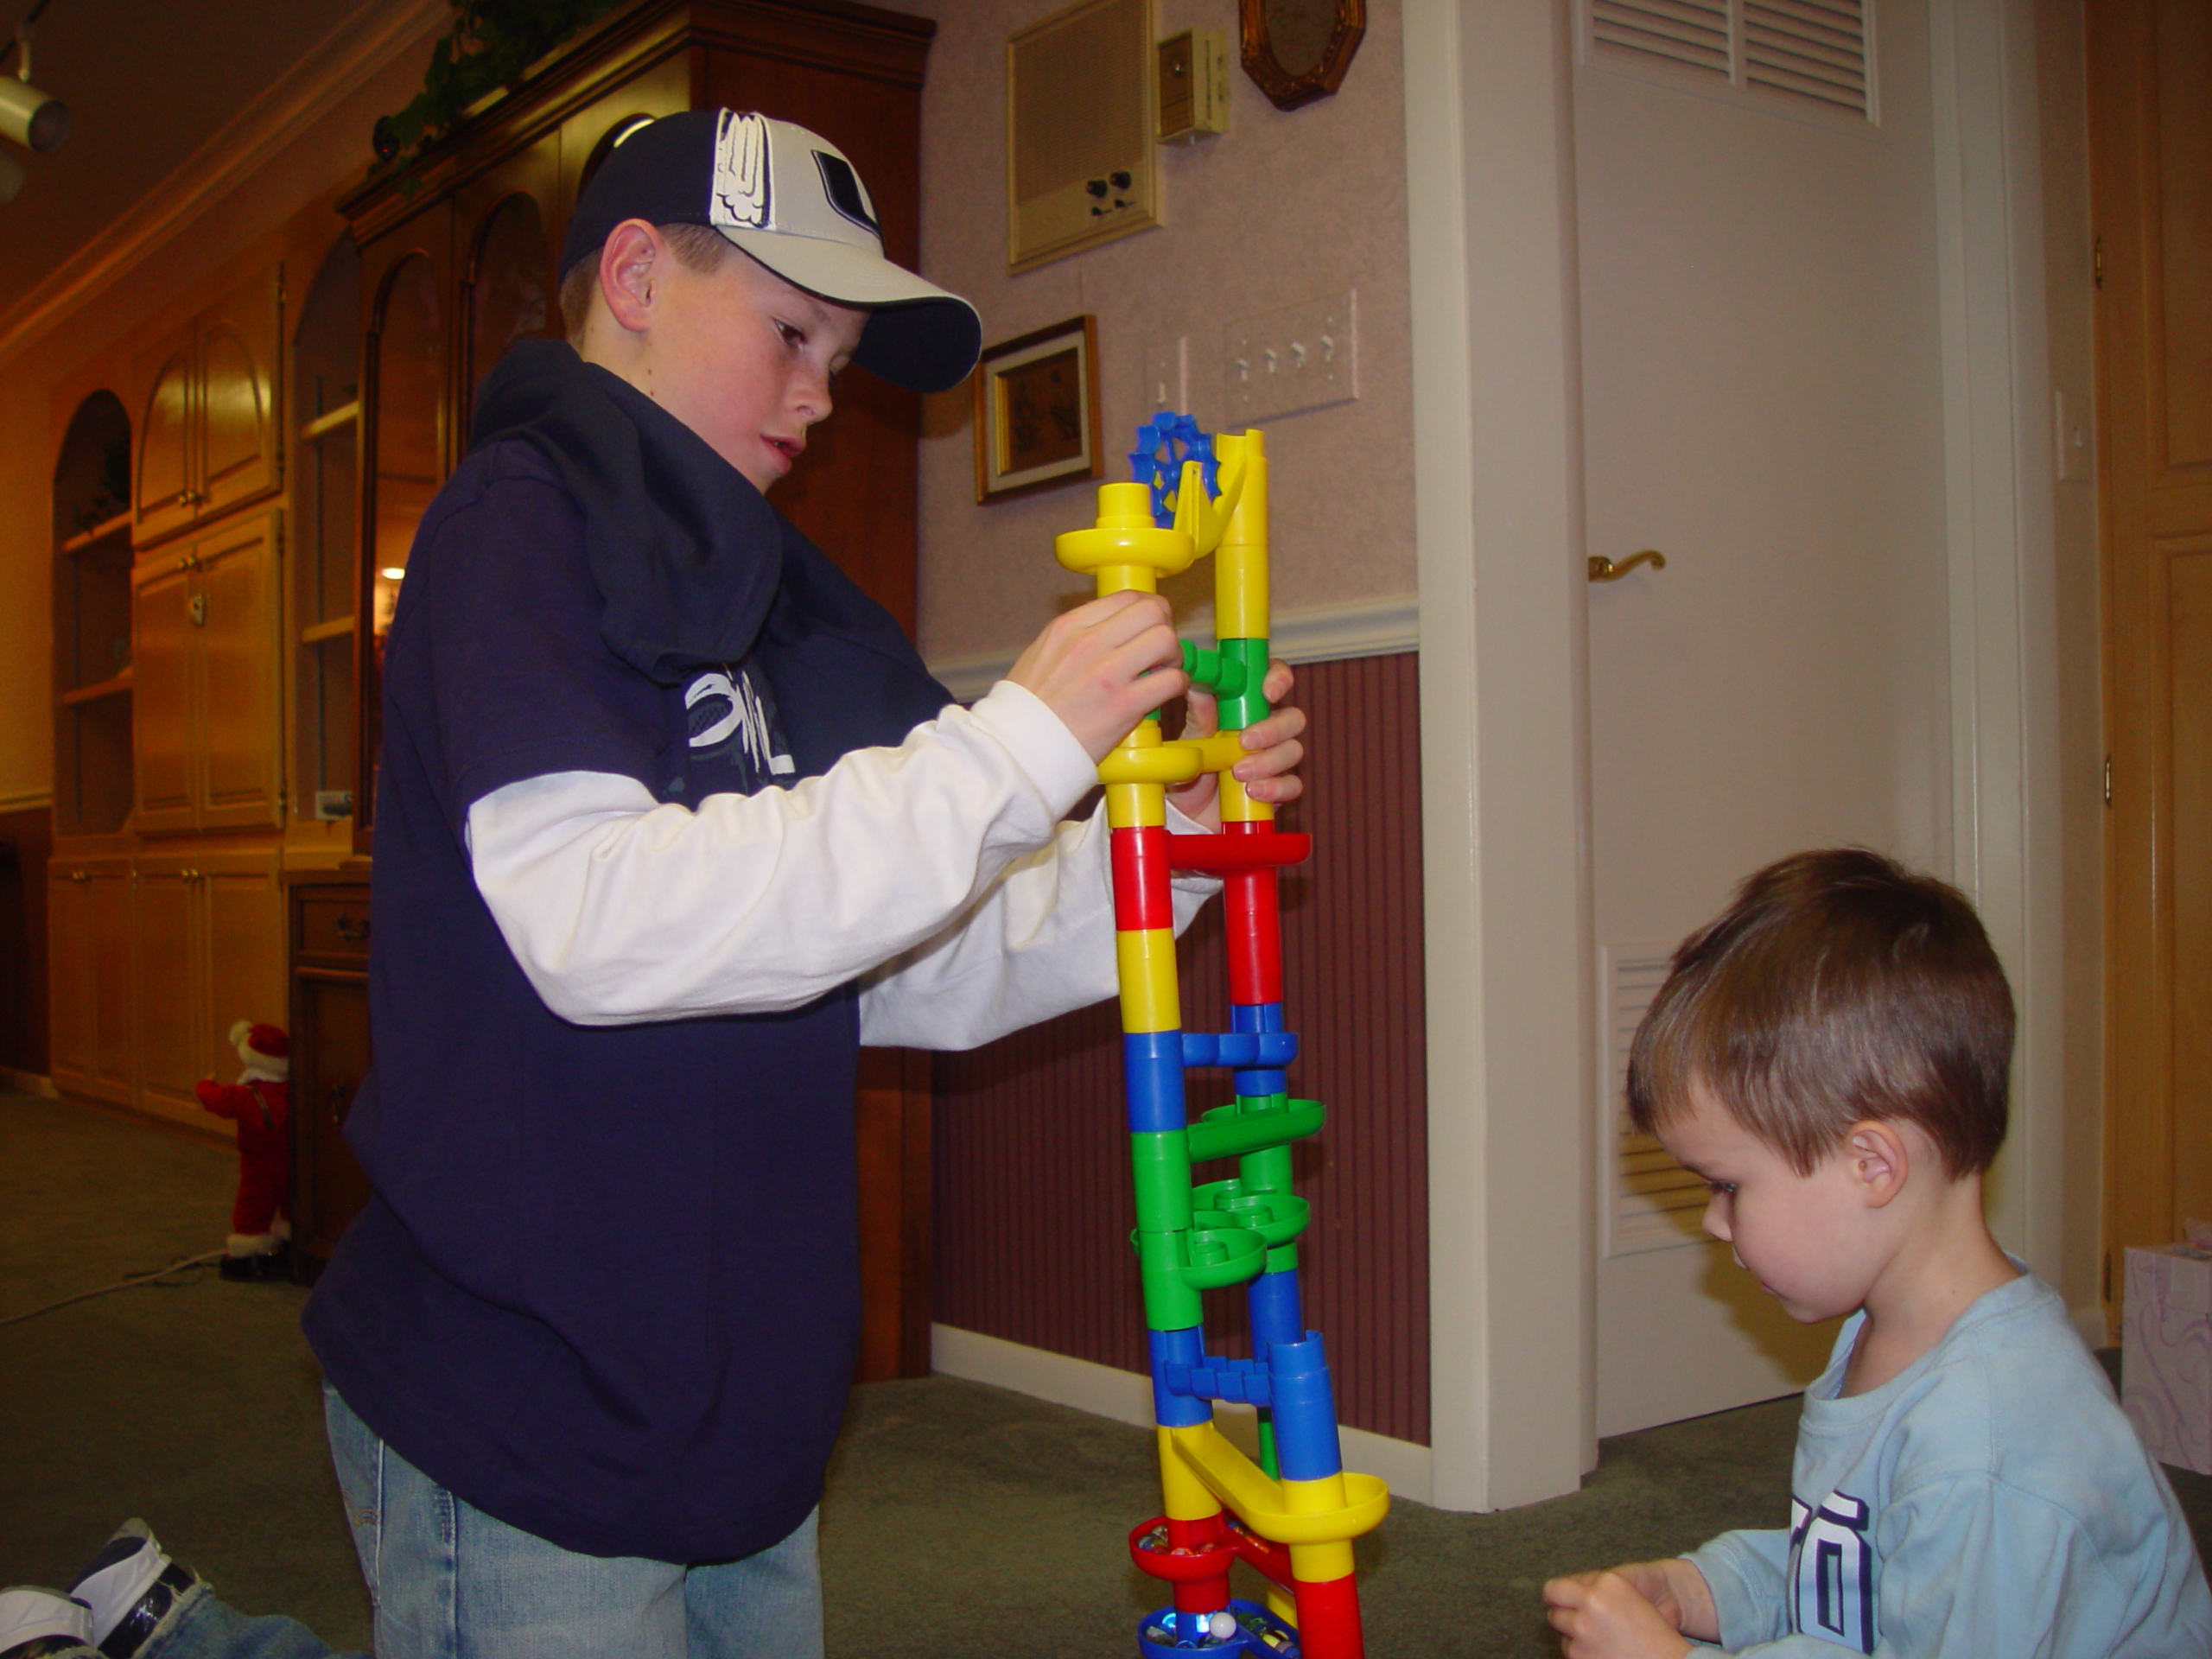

{"left": 974, "top": 315, "right": 1103, "bottom": 503}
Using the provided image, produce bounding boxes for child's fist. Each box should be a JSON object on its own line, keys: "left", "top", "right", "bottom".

{"left": 1541, "top": 1569, "right": 1695, "bottom": 1659}
{"left": 1008, "top": 591, "right": 1188, "bottom": 762}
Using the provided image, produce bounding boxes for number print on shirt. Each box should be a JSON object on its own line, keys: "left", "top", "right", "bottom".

{"left": 1788, "top": 1490, "right": 1876, "bottom": 1652}
{"left": 684, "top": 666, "right": 795, "bottom": 778}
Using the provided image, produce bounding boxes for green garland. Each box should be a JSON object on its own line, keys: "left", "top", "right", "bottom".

{"left": 372, "top": 0, "right": 624, "bottom": 175}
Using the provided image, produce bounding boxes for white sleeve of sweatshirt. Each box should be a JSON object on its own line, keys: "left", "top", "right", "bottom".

{"left": 464, "top": 678, "right": 1217, "bottom": 1039}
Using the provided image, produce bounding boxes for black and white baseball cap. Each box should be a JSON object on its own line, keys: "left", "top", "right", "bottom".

{"left": 562, "top": 108, "right": 982, "bottom": 395}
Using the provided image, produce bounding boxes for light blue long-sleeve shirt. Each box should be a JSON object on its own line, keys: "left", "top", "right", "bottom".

{"left": 1688, "top": 1268, "right": 2211, "bottom": 1656}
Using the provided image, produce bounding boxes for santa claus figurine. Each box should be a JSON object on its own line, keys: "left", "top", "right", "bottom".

{"left": 194, "top": 1020, "right": 291, "bottom": 1281}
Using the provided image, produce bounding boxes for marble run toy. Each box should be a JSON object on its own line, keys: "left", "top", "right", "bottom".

{"left": 1055, "top": 417, "right": 1387, "bottom": 1658}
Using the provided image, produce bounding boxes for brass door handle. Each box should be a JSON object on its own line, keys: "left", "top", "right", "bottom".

{"left": 1588, "top": 550, "right": 1667, "bottom": 582}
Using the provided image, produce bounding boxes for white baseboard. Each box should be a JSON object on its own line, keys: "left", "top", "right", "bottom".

{"left": 927, "top": 594, "right": 1419, "bottom": 704}
{"left": 930, "top": 1323, "right": 1434, "bottom": 1505}
{"left": 0, "top": 1066, "right": 58, "bottom": 1098}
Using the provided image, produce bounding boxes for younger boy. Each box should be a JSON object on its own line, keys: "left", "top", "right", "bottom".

{"left": 1544, "top": 849, "right": 2211, "bottom": 1658}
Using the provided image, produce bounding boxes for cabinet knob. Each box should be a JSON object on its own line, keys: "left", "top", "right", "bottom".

{"left": 71, "top": 868, "right": 89, "bottom": 882}
{"left": 334, "top": 912, "right": 369, "bottom": 944}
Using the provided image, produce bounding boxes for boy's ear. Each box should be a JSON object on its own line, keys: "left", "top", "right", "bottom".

{"left": 597, "top": 219, "right": 664, "bottom": 336}
{"left": 1845, "top": 1120, "right": 1910, "bottom": 1207}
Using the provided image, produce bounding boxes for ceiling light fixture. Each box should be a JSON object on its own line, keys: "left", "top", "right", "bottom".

{"left": 0, "top": 0, "right": 67, "bottom": 205}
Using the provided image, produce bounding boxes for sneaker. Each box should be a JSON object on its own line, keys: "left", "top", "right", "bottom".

{"left": 0, "top": 1586, "right": 93, "bottom": 1657}
{"left": 65, "top": 1524, "right": 194, "bottom": 1658}
{"left": 218, "top": 1243, "right": 291, "bottom": 1283}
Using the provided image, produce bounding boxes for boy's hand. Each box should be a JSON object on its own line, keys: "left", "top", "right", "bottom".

{"left": 1166, "top": 659, "right": 1306, "bottom": 831}
{"left": 1542, "top": 1567, "right": 1700, "bottom": 1659}
{"left": 1009, "top": 593, "right": 1189, "bottom": 763}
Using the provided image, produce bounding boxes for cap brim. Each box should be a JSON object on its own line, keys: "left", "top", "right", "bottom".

{"left": 721, "top": 227, "right": 981, "bottom": 395}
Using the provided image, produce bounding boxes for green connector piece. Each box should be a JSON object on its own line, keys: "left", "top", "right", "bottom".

{"left": 1179, "top": 640, "right": 1249, "bottom": 699}
{"left": 1257, "top": 1414, "right": 1280, "bottom": 1481}
{"left": 1265, "top": 1243, "right": 1300, "bottom": 1274}
{"left": 1128, "top": 1131, "right": 1193, "bottom": 1234}
{"left": 1215, "top": 637, "right": 1272, "bottom": 731}
{"left": 1239, "top": 1138, "right": 1295, "bottom": 1197}
{"left": 1185, "top": 1096, "right": 1324, "bottom": 1165}
{"left": 1134, "top": 1230, "right": 1203, "bottom": 1330}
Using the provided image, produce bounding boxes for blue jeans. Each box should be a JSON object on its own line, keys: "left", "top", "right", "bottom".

{"left": 137, "top": 1387, "right": 823, "bottom": 1659}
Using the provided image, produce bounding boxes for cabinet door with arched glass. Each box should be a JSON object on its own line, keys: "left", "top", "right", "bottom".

{"left": 458, "top": 137, "right": 563, "bottom": 444}
{"left": 355, "top": 216, "right": 451, "bottom": 849}
{"left": 292, "top": 232, "right": 362, "bottom": 836}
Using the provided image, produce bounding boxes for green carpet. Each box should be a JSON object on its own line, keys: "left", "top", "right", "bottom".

{"left": 3, "top": 1091, "right": 2204, "bottom": 1656}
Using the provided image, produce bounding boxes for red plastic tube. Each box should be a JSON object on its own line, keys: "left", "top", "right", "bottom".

{"left": 1166, "top": 831, "right": 1312, "bottom": 874}
{"left": 1112, "top": 827, "right": 1174, "bottom": 930}
{"left": 1224, "top": 868, "right": 1282, "bottom": 1005}
{"left": 1292, "top": 1573, "right": 1364, "bottom": 1659}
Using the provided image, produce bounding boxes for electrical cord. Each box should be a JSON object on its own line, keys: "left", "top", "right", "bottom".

{"left": 0, "top": 1249, "right": 228, "bottom": 1327}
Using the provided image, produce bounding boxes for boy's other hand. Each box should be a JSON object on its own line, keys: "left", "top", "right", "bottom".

{"left": 1009, "top": 592, "right": 1189, "bottom": 763}
{"left": 1542, "top": 1567, "right": 1699, "bottom": 1659}
{"left": 1166, "top": 658, "right": 1306, "bottom": 831}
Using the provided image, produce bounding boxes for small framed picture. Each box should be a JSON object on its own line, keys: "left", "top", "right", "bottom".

{"left": 974, "top": 315, "right": 1103, "bottom": 503}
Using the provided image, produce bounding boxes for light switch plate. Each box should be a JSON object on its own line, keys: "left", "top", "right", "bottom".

{"left": 1223, "top": 291, "right": 1357, "bottom": 426}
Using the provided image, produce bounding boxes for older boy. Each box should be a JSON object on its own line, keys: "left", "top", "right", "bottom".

{"left": 289, "top": 109, "right": 1306, "bottom": 1659}
{"left": 1545, "top": 849, "right": 2210, "bottom": 1658}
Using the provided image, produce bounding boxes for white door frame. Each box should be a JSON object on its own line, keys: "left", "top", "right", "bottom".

{"left": 1405, "top": 0, "right": 2069, "bottom": 1510}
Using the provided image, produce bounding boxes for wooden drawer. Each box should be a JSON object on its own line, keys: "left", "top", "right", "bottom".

{"left": 294, "top": 886, "right": 372, "bottom": 963}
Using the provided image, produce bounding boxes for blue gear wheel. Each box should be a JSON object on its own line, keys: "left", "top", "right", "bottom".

{"left": 1129, "top": 413, "right": 1218, "bottom": 529}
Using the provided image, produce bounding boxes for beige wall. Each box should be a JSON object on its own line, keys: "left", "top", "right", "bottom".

{"left": 0, "top": 35, "right": 435, "bottom": 810}
{"left": 908, "top": 0, "right": 1415, "bottom": 666}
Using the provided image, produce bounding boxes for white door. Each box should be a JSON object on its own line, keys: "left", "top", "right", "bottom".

{"left": 1576, "top": 0, "right": 1958, "bottom": 1436}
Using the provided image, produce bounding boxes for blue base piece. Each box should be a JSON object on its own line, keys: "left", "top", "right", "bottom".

{"left": 1180, "top": 1030, "right": 1299, "bottom": 1069}
{"left": 1150, "top": 1327, "right": 1214, "bottom": 1427}
{"left": 1137, "top": 1600, "right": 1301, "bottom": 1656}
{"left": 1161, "top": 1351, "right": 1273, "bottom": 1407}
{"left": 1130, "top": 413, "right": 1219, "bottom": 528}
{"left": 1126, "top": 1032, "right": 1190, "bottom": 1133}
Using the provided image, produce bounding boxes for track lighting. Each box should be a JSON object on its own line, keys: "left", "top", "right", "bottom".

{"left": 0, "top": 72, "right": 68, "bottom": 152}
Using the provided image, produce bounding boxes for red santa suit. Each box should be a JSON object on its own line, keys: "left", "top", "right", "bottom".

{"left": 194, "top": 1020, "right": 290, "bottom": 1262}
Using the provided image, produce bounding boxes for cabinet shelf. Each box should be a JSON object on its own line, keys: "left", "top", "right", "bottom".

{"left": 61, "top": 668, "right": 133, "bottom": 707}
{"left": 61, "top": 512, "right": 133, "bottom": 555}
{"left": 301, "top": 615, "right": 354, "bottom": 646}
{"left": 301, "top": 401, "right": 361, "bottom": 443}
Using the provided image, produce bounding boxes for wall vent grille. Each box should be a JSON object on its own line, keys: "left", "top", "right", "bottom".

{"left": 1744, "top": 0, "right": 1870, "bottom": 112}
{"left": 1601, "top": 944, "right": 1710, "bottom": 1257}
{"left": 1592, "top": 0, "right": 1730, "bottom": 76}
{"left": 1585, "top": 0, "right": 1875, "bottom": 122}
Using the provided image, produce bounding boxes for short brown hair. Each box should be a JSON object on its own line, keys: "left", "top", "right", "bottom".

{"left": 558, "top": 221, "right": 732, "bottom": 336}
{"left": 1627, "top": 849, "right": 2013, "bottom": 1177}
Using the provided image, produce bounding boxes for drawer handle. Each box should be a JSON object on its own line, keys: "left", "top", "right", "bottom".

{"left": 334, "top": 912, "right": 369, "bottom": 944}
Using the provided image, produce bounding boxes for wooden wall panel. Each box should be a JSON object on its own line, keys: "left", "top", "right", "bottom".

{"left": 933, "top": 653, "right": 1430, "bottom": 1445}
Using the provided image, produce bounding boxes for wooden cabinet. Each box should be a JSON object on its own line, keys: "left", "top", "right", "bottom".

{"left": 130, "top": 849, "right": 285, "bottom": 1129}
{"left": 131, "top": 511, "right": 284, "bottom": 835}
{"left": 53, "top": 391, "right": 137, "bottom": 840}
{"left": 286, "top": 873, "right": 373, "bottom": 1277}
{"left": 132, "top": 263, "right": 283, "bottom": 547}
{"left": 47, "top": 856, "right": 134, "bottom": 1105}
